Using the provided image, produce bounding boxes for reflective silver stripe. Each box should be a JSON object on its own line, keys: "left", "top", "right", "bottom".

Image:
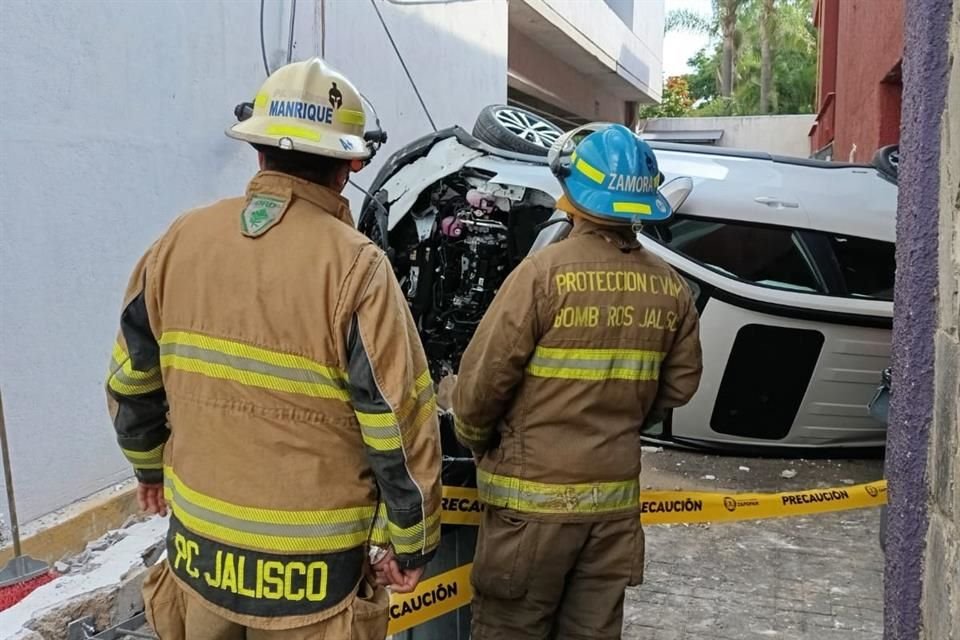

{"left": 163, "top": 477, "right": 372, "bottom": 540}
{"left": 110, "top": 359, "right": 161, "bottom": 386}
{"left": 526, "top": 347, "right": 665, "bottom": 382}
{"left": 478, "top": 469, "right": 640, "bottom": 514}
{"left": 160, "top": 343, "right": 343, "bottom": 388}
{"left": 529, "top": 355, "right": 660, "bottom": 372}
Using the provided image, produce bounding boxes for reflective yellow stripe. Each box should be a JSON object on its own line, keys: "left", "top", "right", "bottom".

{"left": 121, "top": 444, "right": 164, "bottom": 470}
{"left": 359, "top": 423, "right": 403, "bottom": 452}
{"left": 356, "top": 412, "right": 397, "bottom": 428}
{"left": 335, "top": 109, "right": 366, "bottom": 126}
{"left": 408, "top": 395, "right": 438, "bottom": 431}
{"left": 108, "top": 343, "right": 163, "bottom": 395}
{"left": 367, "top": 506, "right": 441, "bottom": 554}
{"left": 370, "top": 504, "right": 390, "bottom": 546}
{"left": 390, "top": 509, "right": 441, "bottom": 555}
{"left": 526, "top": 346, "right": 664, "bottom": 382}
{"left": 265, "top": 124, "right": 321, "bottom": 141}
{"left": 575, "top": 157, "right": 606, "bottom": 184}
{"left": 454, "top": 416, "right": 488, "bottom": 443}
{"left": 477, "top": 469, "right": 639, "bottom": 515}
{"left": 357, "top": 370, "right": 436, "bottom": 452}
{"left": 398, "top": 370, "right": 434, "bottom": 421}
{"left": 159, "top": 331, "right": 349, "bottom": 400}
{"left": 612, "top": 202, "right": 652, "bottom": 215}
{"left": 163, "top": 466, "right": 377, "bottom": 554}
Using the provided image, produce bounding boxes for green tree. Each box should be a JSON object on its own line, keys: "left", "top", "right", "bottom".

{"left": 685, "top": 48, "right": 722, "bottom": 104}
{"left": 667, "top": 0, "right": 748, "bottom": 97}
{"left": 639, "top": 76, "right": 694, "bottom": 118}
{"left": 670, "top": 0, "right": 816, "bottom": 116}
{"left": 760, "top": 0, "right": 775, "bottom": 113}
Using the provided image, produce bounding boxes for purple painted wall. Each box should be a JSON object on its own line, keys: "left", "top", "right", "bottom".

{"left": 884, "top": 0, "right": 952, "bottom": 637}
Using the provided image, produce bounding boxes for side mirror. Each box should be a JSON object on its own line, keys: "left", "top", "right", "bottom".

{"left": 660, "top": 176, "right": 693, "bottom": 212}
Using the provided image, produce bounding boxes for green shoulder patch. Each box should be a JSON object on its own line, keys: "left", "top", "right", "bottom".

{"left": 240, "top": 194, "right": 290, "bottom": 237}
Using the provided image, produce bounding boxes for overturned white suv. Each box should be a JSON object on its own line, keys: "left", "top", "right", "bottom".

{"left": 358, "top": 105, "right": 898, "bottom": 452}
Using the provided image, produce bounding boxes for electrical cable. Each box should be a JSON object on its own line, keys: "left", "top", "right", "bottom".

{"left": 320, "top": 0, "right": 326, "bottom": 57}
{"left": 385, "top": 0, "right": 480, "bottom": 4}
{"left": 348, "top": 178, "right": 393, "bottom": 257}
{"left": 285, "top": 0, "right": 297, "bottom": 64}
{"left": 349, "top": 179, "right": 389, "bottom": 219}
{"left": 259, "top": 0, "right": 271, "bottom": 76}
{"left": 368, "top": 0, "right": 437, "bottom": 132}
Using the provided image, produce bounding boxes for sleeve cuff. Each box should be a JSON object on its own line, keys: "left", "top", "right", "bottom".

{"left": 395, "top": 546, "right": 438, "bottom": 571}
{"left": 135, "top": 468, "right": 164, "bottom": 485}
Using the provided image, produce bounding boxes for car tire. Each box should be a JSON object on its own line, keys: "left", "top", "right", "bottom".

{"left": 873, "top": 145, "right": 899, "bottom": 182}
{"left": 472, "top": 105, "right": 564, "bottom": 156}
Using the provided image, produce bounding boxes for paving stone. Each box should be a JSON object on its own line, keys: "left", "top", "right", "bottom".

{"left": 622, "top": 509, "right": 884, "bottom": 640}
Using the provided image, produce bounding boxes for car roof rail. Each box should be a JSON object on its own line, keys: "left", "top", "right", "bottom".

{"left": 646, "top": 140, "right": 876, "bottom": 170}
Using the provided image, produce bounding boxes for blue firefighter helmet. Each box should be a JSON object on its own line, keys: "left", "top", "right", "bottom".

{"left": 548, "top": 123, "right": 673, "bottom": 225}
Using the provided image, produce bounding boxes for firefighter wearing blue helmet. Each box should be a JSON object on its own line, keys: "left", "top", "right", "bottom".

{"left": 551, "top": 122, "right": 675, "bottom": 224}
{"left": 444, "top": 123, "right": 703, "bottom": 638}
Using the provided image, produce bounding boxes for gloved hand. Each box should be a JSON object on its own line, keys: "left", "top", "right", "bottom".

{"left": 437, "top": 374, "right": 458, "bottom": 412}
{"left": 371, "top": 545, "right": 425, "bottom": 594}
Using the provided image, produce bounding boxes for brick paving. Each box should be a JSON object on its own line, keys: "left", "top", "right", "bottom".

{"left": 623, "top": 507, "right": 884, "bottom": 640}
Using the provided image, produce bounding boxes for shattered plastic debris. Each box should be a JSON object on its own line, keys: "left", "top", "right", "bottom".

{"left": 86, "top": 531, "right": 124, "bottom": 553}
{"left": 780, "top": 469, "right": 798, "bottom": 479}
{"left": 738, "top": 466, "right": 751, "bottom": 472}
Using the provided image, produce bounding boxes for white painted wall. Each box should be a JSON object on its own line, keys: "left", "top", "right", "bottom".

{"left": 539, "top": 0, "right": 664, "bottom": 99}
{"left": 0, "top": 0, "right": 506, "bottom": 527}
{"left": 642, "top": 115, "right": 818, "bottom": 157}
{"left": 321, "top": 0, "right": 509, "bottom": 211}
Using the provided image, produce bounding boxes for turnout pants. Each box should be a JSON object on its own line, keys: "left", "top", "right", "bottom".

{"left": 143, "top": 560, "right": 389, "bottom": 640}
{"left": 471, "top": 508, "right": 645, "bottom": 640}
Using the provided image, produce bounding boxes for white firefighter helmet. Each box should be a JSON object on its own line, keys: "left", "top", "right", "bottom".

{"left": 227, "top": 58, "right": 370, "bottom": 160}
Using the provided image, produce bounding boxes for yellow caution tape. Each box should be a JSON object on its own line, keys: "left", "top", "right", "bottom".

{"left": 440, "top": 486, "right": 486, "bottom": 526}
{"left": 387, "top": 562, "right": 473, "bottom": 635}
{"left": 440, "top": 480, "right": 887, "bottom": 526}
{"left": 392, "top": 480, "right": 887, "bottom": 632}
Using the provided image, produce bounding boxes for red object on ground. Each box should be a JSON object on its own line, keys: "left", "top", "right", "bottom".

{"left": 0, "top": 571, "right": 59, "bottom": 612}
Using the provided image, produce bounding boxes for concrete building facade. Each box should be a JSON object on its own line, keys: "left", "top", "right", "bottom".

{"left": 885, "top": 0, "right": 959, "bottom": 637}
{"left": 507, "top": 0, "right": 663, "bottom": 127}
{"left": 809, "top": 0, "right": 904, "bottom": 162}
{"left": 0, "top": 0, "right": 663, "bottom": 529}
{"left": 640, "top": 114, "right": 816, "bottom": 157}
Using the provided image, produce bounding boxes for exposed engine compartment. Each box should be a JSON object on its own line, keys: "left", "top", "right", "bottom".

{"left": 385, "top": 170, "right": 555, "bottom": 378}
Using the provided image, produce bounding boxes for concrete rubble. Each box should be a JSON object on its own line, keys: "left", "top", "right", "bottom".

{"left": 0, "top": 518, "right": 166, "bottom": 640}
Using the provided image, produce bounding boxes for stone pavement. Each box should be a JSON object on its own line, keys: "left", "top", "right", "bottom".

{"left": 623, "top": 507, "right": 884, "bottom": 640}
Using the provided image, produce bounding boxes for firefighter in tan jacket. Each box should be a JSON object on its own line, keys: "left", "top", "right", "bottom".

{"left": 449, "top": 124, "right": 703, "bottom": 639}
{"left": 106, "top": 59, "right": 442, "bottom": 639}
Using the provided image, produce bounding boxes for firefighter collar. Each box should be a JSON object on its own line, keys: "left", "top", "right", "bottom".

{"left": 242, "top": 171, "right": 354, "bottom": 237}
{"left": 569, "top": 217, "right": 642, "bottom": 251}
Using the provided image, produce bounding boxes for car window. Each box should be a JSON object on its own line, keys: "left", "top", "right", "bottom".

{"left": 651, "top": 216, "right": 824, "bottom": 293}
{"left": 826, "top": 235, "right": 895, "bottom": 300}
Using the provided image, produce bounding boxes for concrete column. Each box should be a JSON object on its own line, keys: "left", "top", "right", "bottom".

{"left": 885, "top": 0, "right": 958, "bottom": 638}
{"left": 921, "top": 1, "right": 960, "bottom": 637}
